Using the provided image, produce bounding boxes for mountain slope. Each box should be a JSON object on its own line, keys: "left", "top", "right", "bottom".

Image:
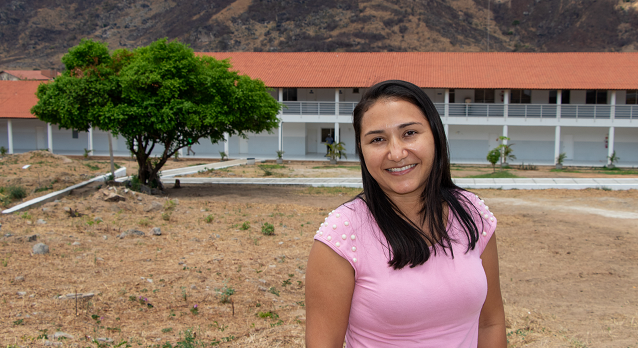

{"left": 0, "top": 0, "right": 636, "bottom": 69}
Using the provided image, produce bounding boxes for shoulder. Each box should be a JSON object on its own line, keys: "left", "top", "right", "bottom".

{"left": 313, "top": 198, "right": 371, "bottom": 277}
{"left": 451, "top": 190, "right": 498, "bottom": 254}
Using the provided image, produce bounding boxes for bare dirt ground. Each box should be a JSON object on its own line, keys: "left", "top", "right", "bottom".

{"left": 1, "top": 177, "right": 637, "bottom": 347}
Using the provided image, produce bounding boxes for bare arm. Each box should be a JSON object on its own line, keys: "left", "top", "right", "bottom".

{"left": 305, "top": 241, "right": 355, "bottom": 348}
{"left": 478, "top": 232, "right": 507, "bottom": 348}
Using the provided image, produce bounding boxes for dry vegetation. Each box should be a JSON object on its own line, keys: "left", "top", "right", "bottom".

{"left": 1, "top": 155, "right": 637, "bottom": 347}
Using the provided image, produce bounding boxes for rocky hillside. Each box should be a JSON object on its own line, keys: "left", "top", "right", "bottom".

{"left": 1, "top": 0, "right": 637, "bottom": 69}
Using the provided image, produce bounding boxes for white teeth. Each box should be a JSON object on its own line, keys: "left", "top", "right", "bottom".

{"left": 387, "top": 164, "right": 416, "bottom": 172}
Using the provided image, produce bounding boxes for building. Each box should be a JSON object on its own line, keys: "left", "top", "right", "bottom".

{"left": 1, "top": 52, "right": 637, "bottom": 166}
{"left": 0, "top": 70, "right": 58, "bottom": 81}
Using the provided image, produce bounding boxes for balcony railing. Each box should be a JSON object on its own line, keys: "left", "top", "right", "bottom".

{"left": 281, "top": 101, "right": 638, "bottom": 120}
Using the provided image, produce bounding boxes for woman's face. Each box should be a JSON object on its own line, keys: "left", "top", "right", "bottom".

{"left": 359, "top": 98, "right": 436, "bottom": 201}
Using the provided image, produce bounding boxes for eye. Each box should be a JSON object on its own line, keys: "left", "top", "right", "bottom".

{"left": 404, "top": 130, "right": 417, "bottom": 137}
{"left": 370, "top": 137, "right": 384, "bottom": 144}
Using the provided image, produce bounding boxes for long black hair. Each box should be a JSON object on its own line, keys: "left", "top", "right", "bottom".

{"left": 352, "top": 80, "right": 481, "bottom": 270}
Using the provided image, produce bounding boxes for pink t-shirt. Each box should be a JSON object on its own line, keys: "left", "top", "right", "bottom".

{"left": 314, "top": 192, "right": 497, "bottom": 348}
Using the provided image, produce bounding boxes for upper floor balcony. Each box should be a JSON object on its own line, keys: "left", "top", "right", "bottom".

{"left": 279, "top": 101, "right": 638, "bottom": 124}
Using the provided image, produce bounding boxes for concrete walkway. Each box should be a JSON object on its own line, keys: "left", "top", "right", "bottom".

{"left": 160, "top": 159, "right": 247, "bottom": 178}
{"left": 159, "top": 176, "right": 638, "bottom": 190}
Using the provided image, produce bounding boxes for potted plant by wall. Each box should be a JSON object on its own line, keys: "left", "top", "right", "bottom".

{"left": 219, "top": 151, "right": 228, "bottom": 161}
{"left": 327, "top": 142, "right": 347, "bottom": 165}
{"left": 276, "top": 150, "right": 284, "bottom": 164}
{"left": 555, "top": 152, "right": 566, "bottom": 170}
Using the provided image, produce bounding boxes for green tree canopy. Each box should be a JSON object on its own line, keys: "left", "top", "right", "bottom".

{"left": 32, "top": 38, "right": 282, "bottom": 187}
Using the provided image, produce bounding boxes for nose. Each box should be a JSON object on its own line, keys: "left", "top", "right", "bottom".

{"left": 387, "top": 137, "right": 408, "bottom": 162}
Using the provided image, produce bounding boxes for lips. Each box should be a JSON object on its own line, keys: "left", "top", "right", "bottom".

{"left": 386, "top": 164, "right": 416, "bottom": 173}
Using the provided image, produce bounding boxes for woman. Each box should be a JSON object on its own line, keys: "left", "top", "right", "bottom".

{"left": 306, "top": 80, "right": 506, "bottom": 347}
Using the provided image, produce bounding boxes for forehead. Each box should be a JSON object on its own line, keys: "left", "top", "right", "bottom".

{"left": 361, "top": 99, "right": 428, "bottom": 129}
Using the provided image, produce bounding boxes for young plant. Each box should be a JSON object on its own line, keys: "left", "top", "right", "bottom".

{"left": 486, "top": 148, "right": 500, "bottom": 173}
{"left": 190, "top": 304, "right": 199, "bottom": 315}
{"left": 607, "top": 151, "right": 620, "bottom": 168}
{"left": 276, "top": 150, "right": 285, "bottom": 159}
{"left": 217, "top": 285, "right": 235, "bottom": 303}
{"left": 0, "top": 146, "right": 7, "bottom": 156}
{"left": 240, "top": 221, "right": 250, "bottom": 230}
{"left": 219, "top": 151, "right": 228, "bottom": 161}
{"left": 327, "top": 142, "right": 348, "bottom": 163}
{"left": 556, "top": 152, "right": 567, "bottom": 168}
{"left": 83, "top": 148, "right": 91, "bottom": 159}
{"left": 261, "top": 222, "right": 275, "bottom": 236}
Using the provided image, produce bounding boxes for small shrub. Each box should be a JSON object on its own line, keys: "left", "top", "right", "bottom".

{"left": 190, "top": 304, "right": 199, "bottom": 315}
{"left": 161, "top": 327, "right": 173, "bottom": 333}
{"left": 240, "top": 221, "right": 250, "bottom": 230}
{"left": 83, "top": 148, "right": 91, "bottom": 159}
{"left": 8, "top": 186, "right": 26, "bottom": 200}
{"left": 129, "top": 175, "right": 141, "bottom": 192}
{"left": 138, "top": 218, "right": 151, "bottom": 227}
{"left": 257, "top": 311, "right": 278, "bottom": 319}
{"left": 161, "top": 212, "right": 171, "bottom": 221}
{"left": 205, "top": 215, "right": 214, "bottom": 223}
{"left": 219, "top": 151, "right": 228, "bottom": 161}
{"left": 217, "top": 285, "right": 235, "bottom": 303}
{"left": 0, "top": 146, "right": 7, "bottom": 156}
{"left": 518, "top": 162, "right": 538, "bottom": 170}
{"left": 268, "top": 287, "right": 280, "bottom": 297}
{"left": 261, "top": 222, "right": 275, "bottom": 236}
{"left": 164, "top": 199, "right": 177, "bottom": 210}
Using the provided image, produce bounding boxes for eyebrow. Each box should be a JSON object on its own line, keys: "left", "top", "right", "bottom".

{"left": 363, "top": 122, "right": 423, "bottom": 137}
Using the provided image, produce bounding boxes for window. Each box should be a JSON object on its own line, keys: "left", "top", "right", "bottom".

{"left": 321, "top": 128, "right": 336, "bottom": 143}
{"left": 449, "top": 89, "right": 455, "bottom": 103}
{"left": 282, "top": 88, "right": 297, "bottom": 101}
{"left": 626, "top": 90, "right": 637, "bottom": 104}
{"left": 72, "top": 130, "right": 79, "bottom": 139}
{"left": 474, "top": 89, "right": 495, "bottom": 103}
{"left": 353, "top": 88, "right": 359, "bottom": 94}
{"left": 510, "top": 89, "right": 531, "bottom": 104}
{"left": 586, "top": 90, "right": 607, "bottom": 104}
{"left": 549, "top": 90, "right": 571, "bottom": 104}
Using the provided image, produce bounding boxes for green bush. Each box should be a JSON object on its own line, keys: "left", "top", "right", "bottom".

{"left": 261, "top": 222, "right": 275, "bottom": 236}
{"left": 8, "top": 186, "right": 26, "bottom": 200}
{"left": 240, "top": 221, "right": 250, "bottom": 230}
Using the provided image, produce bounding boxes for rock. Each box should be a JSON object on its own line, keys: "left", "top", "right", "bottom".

{"left": 94, "top": 217, "right": 103, "bottom": 222}
{"left": 119, "top": 229, "right": 145, "bottom": 238}
{"left": 36, "top": 219, "right": 46, "bottom": 225}
{"left": 53, "top": 332, "right": 74, "bottom": 340}
{"left": 17, "top": 291, "right": 27, "bottom": 296}
{"left": 97, "top": 338, "right": 113, "bottom": 343}
{"left": 103, "top": 235, "right": 108, "bottom": 240}
{"left": 44, "top": 340, "right": 63, "bottom": 346}
{"left": 173, "top": 179, "right": 181, "bottom": 189}
{"left": 140, "top": 185, "right": 152, "bottom": 195}
{"left": 151, "top": 227, "right": 161, "bottom": 236}
{"left": 15, "top": 275, "right": 25, "bottom": 282}
{"left": 104, "top": 193, "right": 126, "bottom": 202}
{"left": 136, "top": 196, "right": 143, "bottom": 201}
{"left": 72, "top": 241, "right": 80, "bottom": 246}
{"left": 144, "top": 201, "right": 163, "bottom": 212}
{"left": 63, "top": 207, "right": 71, "bottom": 212}
{"left": 42, "top": 207, "right": 52, "bottom": 213}
{"left": 258, "top": 286, "right": 268, "bottom": 292}
{"left": 33, "top": 243, "right": 49, "bottom": 254}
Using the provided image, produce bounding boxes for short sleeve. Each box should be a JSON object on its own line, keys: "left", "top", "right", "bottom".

{"left": 313, "top": 204, "right": 360, "bottom": 277}
{"left": 463, "top": 192, "right": 497, "bottom": 254}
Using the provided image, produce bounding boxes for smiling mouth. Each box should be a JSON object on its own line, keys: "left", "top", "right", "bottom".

{"left": 386, "top": 164, "right": 416, "bottom": 173}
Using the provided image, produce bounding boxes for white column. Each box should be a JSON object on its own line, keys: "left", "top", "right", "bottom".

{"left": 556, "top": 90, "right": 562, "bottom": 119}
{"left": 608, "top": 126, "right": 615, "bottom": 166}
{"left": 610, "top": 90, "right": 616, "bottom": 120}
{"left": 7, "top": 120, "right": 13, "bottom": 154}
{"left": 503, "top": 90, "right": 510, "bottom": 119}
{"left": 47, "top": 123, "right": 53, "bottom": 153}
{"left": 554, "top": 126, "right": 561, "bottom": 165}
{"left": 335, "top": 122, "right": 340, "bottom": 144}
{"left": 502, "top": 125, "right": 508, "bottom": 142}
{"left": 501, "top": 125, "right": 509, "bottom": 165}
{"left": 444, "top": 89, "right": 450, "bottom": 118}
{"left": 223, "top": 132, "right": 229, "bottom": 155}
{"left": 278, "top": 122, "right": 283, "bottom": 152}
{"left": 335, "top": 88, "right": 340, "bottom": 116}
{"left": 278, "top": 88, "right": 284, "bottom": 152}
{"left": 88, "top": 127, "right": 94, "bottom": 155}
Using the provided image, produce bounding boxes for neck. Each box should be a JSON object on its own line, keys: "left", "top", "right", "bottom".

{"left": 385, "top": 190, "right": 423, "bottom": 224}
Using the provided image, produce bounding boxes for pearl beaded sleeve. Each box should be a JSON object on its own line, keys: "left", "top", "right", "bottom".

{"left": 468, "top": 192, "right": 498, "bottom": 254}
{"left": 313, "top": 205, "right": 359, "bottom": 276}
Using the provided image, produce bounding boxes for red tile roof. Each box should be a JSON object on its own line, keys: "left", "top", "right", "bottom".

{"left": 0, "top": 81, "right": 42, "bottom": 119}
{"left": 199, "top": 52, "right": 638, "bottom": 90}
{"left": 1, "top": 70, "right": 53, "bottom": 80}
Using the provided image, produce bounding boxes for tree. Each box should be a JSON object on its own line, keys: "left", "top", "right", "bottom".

{"left": 497, "top": 136, "right": 516, "bottom": 166}
{"left": 32, "top": 38, "right": 281, "bottom": 188}
{"left": 487, "top": 148, "right": 500, "bottom": 173}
